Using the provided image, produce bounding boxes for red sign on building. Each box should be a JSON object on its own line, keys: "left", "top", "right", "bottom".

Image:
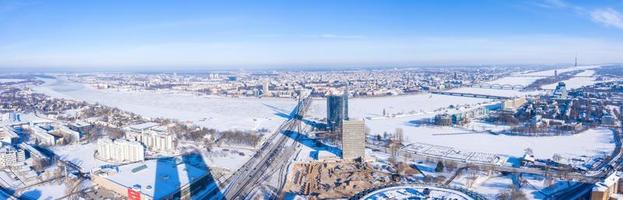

{"left": 128, "top": 188, "right": 141, "bottom": 200}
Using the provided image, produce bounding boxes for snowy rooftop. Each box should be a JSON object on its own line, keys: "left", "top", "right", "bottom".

{"left": 361, "top": 185, "right": 478, "bottom": 200}
{"left": 404, "top": 143, "right": 507, "bottom": 165}
{"left": 94, "top": 157, "right": 209, "bottom": 199}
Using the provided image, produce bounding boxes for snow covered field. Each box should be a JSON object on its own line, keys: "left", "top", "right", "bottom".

{"left": 0, "top": 78, "right": 25, "bottom": 83}
{"left": 308, "top": 93, "right": 492, "bottom": 120}
{"left": 33, "top": 78, "right": 297, "bottom": 131}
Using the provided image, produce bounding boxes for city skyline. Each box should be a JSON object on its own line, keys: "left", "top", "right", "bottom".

{"left": 1, "top": 0, "right": 623, "bottom": 69}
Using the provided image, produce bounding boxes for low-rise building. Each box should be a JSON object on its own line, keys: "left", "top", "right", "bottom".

{"left": 0, "top": 127, "right": 19, "bottom": 145}
{"left": 56, "top": 125, "right": 82, "bottom": 143}
{"left": 502, "top": 97, "right": 527, "bottom": 112}
{"left": 91, "top": 156, "right": 215, "bottom": 200}
{"left": 29, "top": 124, "right": 57, "bottom": 146}
{"left": 591, "top": 172, "right": 622, "bottom": 200}
{"left": 434, "top": 114, "right": 452, "bottom": 126}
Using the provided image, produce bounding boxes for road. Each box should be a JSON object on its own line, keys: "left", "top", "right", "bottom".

{"left": 221, "top": 96, "right": 313, "bottom": 200}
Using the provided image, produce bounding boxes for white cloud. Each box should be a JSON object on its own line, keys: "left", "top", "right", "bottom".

{"left": 533, "top": 1, "right": 623, "bottom": 31}
{"left": 591, "top": 8, "right": 623, "bottom": 30}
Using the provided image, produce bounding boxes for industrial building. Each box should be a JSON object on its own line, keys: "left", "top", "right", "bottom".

{"left": 341, "top": 119, "right": 365, "bottom": 160}
{"left": 91, "top": 157, "right": 216, "bottom": 200}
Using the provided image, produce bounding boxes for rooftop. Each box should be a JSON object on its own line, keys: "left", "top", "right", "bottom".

{"left": 94, "top": 156, "right": 209, "bottom": 199}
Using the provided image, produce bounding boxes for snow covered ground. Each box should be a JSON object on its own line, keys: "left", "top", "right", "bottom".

{"left": 33, "top": 78, "right": 297, "bottom": 131}
{"left": 20, "top": 183, "right": 66, "bottom": 200}
{"left": 448, "top": 87, "right": 543, "bottom": 97}
{"left": 34, "top": 73, "right": 614, "bottom": 177}
{"left": 51, "top": 143, "right": 109, "bottom": 172}
{"left": 0, "top": 78, "right": 25, "bottom": 83}
{"left": 310, "top": 93, "right": 615, "bottom": 161}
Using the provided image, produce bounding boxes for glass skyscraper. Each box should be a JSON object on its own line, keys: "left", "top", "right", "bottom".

{"left": 326, "top": 89, "right": 349, "bottom": 131}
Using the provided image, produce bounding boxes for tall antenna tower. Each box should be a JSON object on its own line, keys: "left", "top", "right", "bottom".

{"left": 574, "top": 55, "right": 578, "bottom": 67}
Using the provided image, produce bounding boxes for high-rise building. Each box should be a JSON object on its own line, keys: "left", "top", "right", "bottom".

{"left": 126, "top": 128, "right": 174, "bottom": 153}
{"left": 97, "top": 138, "right": 145, "bottom": 163}
{"left": 0, "top": 143, "right": 25, "bottom": 167}
{"left": 341, "top": 119, "right": 365, "bottom": 160}
{"left": 327, "top": 90, "right": 348, "bottom": 131}
{"left": 263, "top": 79, "right": 271, "bottom": 97}
{"left": 552, "top": 82, "right": 568, "bottom": 99}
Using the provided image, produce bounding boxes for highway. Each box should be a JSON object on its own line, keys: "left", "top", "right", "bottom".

{"left": 221, "top": 96, "right": 313, "bottom": 200}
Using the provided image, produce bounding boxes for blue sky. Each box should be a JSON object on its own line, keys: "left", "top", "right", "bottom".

{"left": 1, "top": 0, "right": 622, "bottom": 69}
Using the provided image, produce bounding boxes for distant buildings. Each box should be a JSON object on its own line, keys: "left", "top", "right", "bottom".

{"left": 434, "top": 114, "right": 452, "bottom": 126}
{"left": 552, "top": 82, "right": 568, "bottom": 99}
{"left": 502, "top": 97, "right": 527, "bottom": 112}
{"left": 97, "top": 138, "right": 145, "bottom": 163}
{"left": 341, "top": 119, "right": 365, "bottom": 160}
{"left": 27, "top": 123, "right": 84, "bottom": 145}
{"left": 263, "top": 79, "right": 271, "bottom": 97}
{"left": 327, "top": 90, "right": 349, "bottom": 131}
{"left": 434, "top": 107, "right": 490, "bottom": 126}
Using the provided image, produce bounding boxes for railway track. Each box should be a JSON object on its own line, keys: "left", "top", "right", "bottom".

{"left": 222, "top": 97, "right": 312, "bottom": 199}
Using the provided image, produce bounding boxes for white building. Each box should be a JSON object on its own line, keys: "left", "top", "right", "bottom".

{"left": 126, "top": 125, "right": 174, "bottom": 153}
{"left": 29, "top": 124, "right": 57, "bottom": 146}
{"left": 97, "top": 138, "right": 145, "bottom": 163}
{"left": 552, "top": 82, "right": 568, "bottom": 99}
{"left": 0, "top": 143, "right": 25, "bottom": 168}
{"left": 0, "top": 127, "right": 19, "bottom": 144}
{"left": 341, "top": 119, "right": 365, "bottom": 160}
{"left": 56, "top": 125, "right": 81, "bottom": 143}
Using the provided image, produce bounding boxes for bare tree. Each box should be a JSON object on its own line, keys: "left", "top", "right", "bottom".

{"left": 394, "top": 128, "right": 404, "bottom": 145}
{"left": 32, "top": 158, "right": 49, "bottom": 172}
{"left": 552, "top": 153, "right": 562, "bottom": 163}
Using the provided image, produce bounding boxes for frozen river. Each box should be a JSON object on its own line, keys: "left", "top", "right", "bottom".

{"left": 34, "top": 74, "right": 614, "bottom": 161}
{"left": 34, "top": 78, "right": 297, "bottom": 131}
